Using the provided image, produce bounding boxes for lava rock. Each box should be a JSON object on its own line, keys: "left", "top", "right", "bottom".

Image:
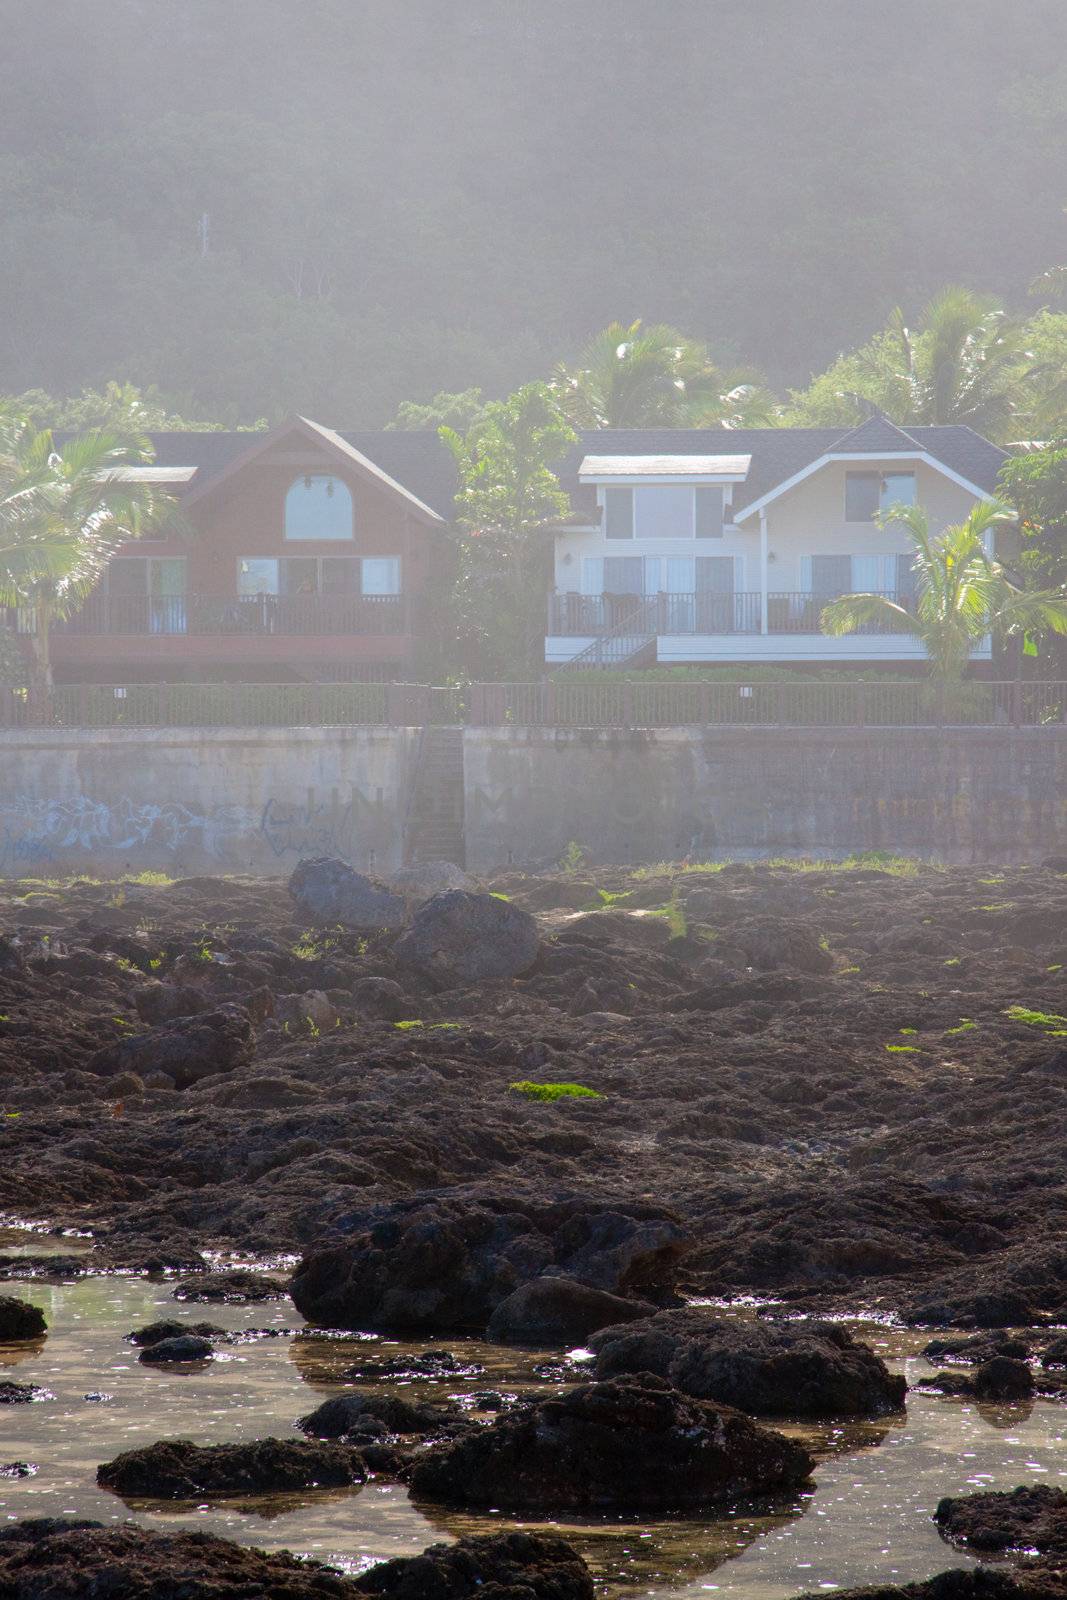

{"left": 289, "top": 858, "right": 406, "bottom": 930}
{"left": 924, "top": 1334, "right": 1031, "bottom": 1365}
{"left": 299, "top": 1393, "right": 464, "bottom": 1439}
{"left": 97, "top": 1437, "right": 367, "bottom": 1499}
{"left": 138, "top": 1335, "right": 215, "bottom": 1364}
{"left": 0, "top": 1296, "right": 46, "bottom": 1341}
{"left": 0, "top": 1518, "right": 364, "bottom": 1598}
{"left": 290, "top": 1191, "right": 688, "bottom": 1333}
{"left": 590, "top": 1310, "right": 906, "bottom": 1418}
{"left": 0, "top": 1382, "right": 51, "bottom": 1403}
{"left": 342, "top": 1350, "right": 486, "bottom": 1381}
{"left": 349, "top": 977, "right": 411, "bottom": 1021}
{"left": 973, "top": 1357, "right": 1035, "bottom": 1402}
{"left": 409, "top": 1371, "right": 813, "bottom": 1510}
{"left": 391, "top": 862, "right": 472, "bottom": 904}
{"left": 935, "top": 1485, "right": 1067, "bottom": 1556}
{"left": 132, "top": 981, "right": 210, "bottom": 1026}
{"left": 730, "top": 918, "right": 835, "bottom": 975}
{"left": 86, "top": 1005, "right": 253, "bottom": 1091}
{"left": 486, "top": 1277, "right": 656, "bottom": 1346}
{"left": 172, "top": 1270, "right": 288, "bottom": 1303}
{"left": 127, "top": 1320, "right": 224, "bottom": 1347}
{"left": 393, "top": 891, "right": 540, "bottom": 986}
{"left": 354, "top": 1532, "right": 594, "bottom": 1600}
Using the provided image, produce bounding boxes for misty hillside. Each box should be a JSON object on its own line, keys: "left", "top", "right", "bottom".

{"left": 3, "top": 0, "right": 1067, "bottom": 423}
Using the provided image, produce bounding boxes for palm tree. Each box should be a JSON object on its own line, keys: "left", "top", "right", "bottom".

{"left": 820, "top": 500, "right": 1067, "bottom": 681}
{"left": 553, "top": 320, "right": 775, "bottom": 429}
{"left": 0, "top": 416, "right": 174, "bottom": 708}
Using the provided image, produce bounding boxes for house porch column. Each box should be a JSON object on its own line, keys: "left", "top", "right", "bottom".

{"left": 759, "top": 509, "right": 769, "bottom": 635}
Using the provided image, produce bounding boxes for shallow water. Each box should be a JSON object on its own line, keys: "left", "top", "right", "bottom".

{"left": 1, "top": 1279, "right": 1065, "bottom": 1594}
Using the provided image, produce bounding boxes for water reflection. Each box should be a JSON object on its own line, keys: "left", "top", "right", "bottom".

{"left": 0, "top": 1280, "right": 1065, "bottom": 1598}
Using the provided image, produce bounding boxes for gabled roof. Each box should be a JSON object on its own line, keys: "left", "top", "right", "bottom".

{"left": 179, "top": 415, "right": 445, "bottom": 524}
{"left": 828, "top": 414, "right": 925, "bottom": 454}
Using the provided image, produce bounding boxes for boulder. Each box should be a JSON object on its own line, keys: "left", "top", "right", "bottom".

{"left": 138, "top": 1335, "right": 214, "bottom": 1364}
{"left": 409, "top": 1372, "right": 813, "bottom": 1510}
{"left": 393, "top": 891, "right": 540, "bottom": 986}
{"left": 973, "top": 1356, "right": 1035, "bottom": 1401}
{"left": 299, "top": 1393, "right": 465, "bottom": 1439}
{"left": 132, "top": 982, "right": 210, "bottom": 1026}
{"left": 127, "top": 1320, "right": 223, "bottom": 1347}
{"left": 289, "top": 858, "right": 406, "bottom": 930}
{"left": 289, "top": 1190, "right": 689, "bottom": 1334}
{"left": 349, "top": 977, "right": 411, "bottom": 1021}
{"left": 0, "top": 1382, "right": 51, "bottom": 1404}
{"left": 0, "top": 1520, "right": 365, "bottom": 1600}
{"left": 86, "top": 1005, "right": 253, "bottom": 1091}
{"left": 275, "top": 990, "right": 339, "bottom": 1031}
{"left": 730, "top": 917, "right": 834, "bottom": 974}
{"left": 391, "top": 862, "right": 472, "bottom": 904}
{"left": 354, "top": 1532, "right": 594, "bottom": 1600}
{"left": 97, "top": 1437, "right": 366, "bottom": 1499}
{"left": 486, "top": 1278, "right": 656, "bottom": 1346}
{"left": 590, "top": 1310, "right": 906, "bottom": 1418}
{"left": 0, "top": 1296, "right": 46, "bottom": 1341}
{"left": 172, "top": 1270, "right": 288, "bottom": 1303}
{"left": 935, "top": 1485, "right": 1067, "bottom": 1556}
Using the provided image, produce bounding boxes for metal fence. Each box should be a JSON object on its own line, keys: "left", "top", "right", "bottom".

{"left": 1, "top": 680, "right": 1065, "bottom": 730}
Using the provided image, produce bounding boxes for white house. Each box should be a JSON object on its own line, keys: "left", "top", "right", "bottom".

{"left": 545, "top": 415, "right": 1007, "bottom": 667}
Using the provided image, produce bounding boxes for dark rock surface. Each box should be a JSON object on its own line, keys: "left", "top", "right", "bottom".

{"left": 0, "top": 1382, "right": 51, "bottom": 1404}
{"left": 172, "top": 1269, "right": 288, "bottom": 1303}
{"left": 86, "top": 1004, "right": 253, "bottom": 1090}
{"left": 138, "top": 1334, "right": 214, "bottom": 1364}
{"left": 486, "top": 1277, "right": 656, "bottom": 1345}
{"left": 393, "top": 891, "right": 540, "bottom": 985}
{"left": 354, "top": 1531, "right": 594, "bottom": 1600}
{"left": 127, "top": 1319, "right": 224, "bottom": 1346}
{"left": 590, "top": 1310, "right": 907, "bottom": 1417}
{"left": 299, "top": 1393, "right": 466, "bottom": 1439}
{"left": 289, "top": 858, "right": 406, "bottom": 930}
{"left": 0, "top": 1296, "right": 46, "bottom": 1340}
{"left": 290, "top": 1191, "right": 688, "bottom": 1333}
{"left": 935, "top": 1486, "right": 1067, "bottom": 1555}
{"left": 97, "top": 1437, "right": 367, "bottom": 1499}
{"left": 0, "top": 1518, "right": 367, "bottom": 1598}
{"left": 409, "top": 1371, "right": 813, "bottom": 1510}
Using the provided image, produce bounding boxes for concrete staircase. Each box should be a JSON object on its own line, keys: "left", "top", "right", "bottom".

{"left": 405, "top": 725, "right": 466, "bottom": 866}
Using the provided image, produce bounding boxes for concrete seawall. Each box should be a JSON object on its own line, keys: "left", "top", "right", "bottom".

{"left": 1, "top": 724, "right": 1065, "bottom": 876}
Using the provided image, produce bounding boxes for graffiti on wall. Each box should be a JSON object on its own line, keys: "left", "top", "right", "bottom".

{"left": 0, "top": 785, "right": 390, "bottom": 870}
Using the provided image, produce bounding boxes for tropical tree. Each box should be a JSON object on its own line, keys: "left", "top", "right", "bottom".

{"left": 820, "top": 500, "right": 1067, "bottom": 680}
{"left": 0, "top": 416, "right": 175, "bottom": 706}
{"left": 787, "top": 288, "right": 1028, "bottom": 440}
{"left": 552, "top": 320, "right": 775, "bottom": 429}
{"left": 441, "top": 383, "right": 576, "bottom": 677}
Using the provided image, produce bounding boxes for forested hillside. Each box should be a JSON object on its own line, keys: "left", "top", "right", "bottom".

{"left": 3, "top": 0, "right": 1067, "bottom": 425}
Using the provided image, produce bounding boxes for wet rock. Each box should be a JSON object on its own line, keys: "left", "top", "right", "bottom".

{"left": 289, "top": 858, "right": 406, "bottom": 930}
{"left": 0, "top": 1463, "right": 36, "bottom": 1479}
{"left": 1042, "top": 1336, "right": 1067, "bottom": 1369}
{"left": 590, "top": 1311, "right": 906, "bottom": 1418}
{"left": 409, "top": 1372, "right": 813, "bottom": 1511}
{"left": 86, "top": 1004, "right": 253, "bottom": 1091}
{"left": 391, "top": 862, "right": 472, "bottom": 904}
{"left": 138, "top": 1335, "right": 215, "bottom": 1364}
{"left": 290, "top": 1191, "right": 688, "bottom": 1333}
{"left": 905, "top": 1287, "right": 1041, "bottom": 1329}
{"left": 935, "top": 1485, "right": 1067, "bottom": 1555}
{"left": 342, "top": 1350, "right": 486, "bottom": 1381}
{"left": 923, "top": 1333, "right": 1031, "bottom": 1365}
{"left": 486, "top": 1277, "right": 656, "bottom": 1346}
{"left": 97, "top": 1437, "right": 367, "bottom": 1499}
{"left": 0, "top": 1518, "right": 362, "bottom": 1598}
{"left": 299, "top": 1393, "right": 465, "bottom": 1439}
{"left": 0, "top": 1382, "right": 52, "bottom": 1403}
{"left": 354, "top": 1531, "right": 594, "bottom": 1600}
{"left": 349, "top": 977, "right": 411, "bottom": 1021}
{"left": 172, "top": 1269, "right": 288, "bottom": 1303}
{"left": 973, "top": 1357, "right": 1035, "bottom": 1401}
{"left": 393, "top": 891, "right": 540, "bottom": 986}
{"left": 0, "top": 1296, "right": 46, "bottom": 1340}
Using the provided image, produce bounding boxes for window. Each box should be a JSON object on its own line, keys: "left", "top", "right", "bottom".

{"left": 603, "top": 556, "right": 644, "bottom": 595}
{"left": 695, "top": 487, "right": 724, "bottom": 539}
{"left": 604, "top": 486, "right": 634, "bottom": 540}
{"left": 284, "top": 474, "right": 354, "bottom": 540}
{"left": 634, "top": 484, "right": 693, "bottom": 539}
{"left": 238, "top": 558, "right": 279, "bottom": 596}
{"left": 322, "top": 558, "right": 362, "bottom": 595}
{"left": 107, "top": 557, "right": 187, "bottom": 633}
{"left": 361, "top": 557, "right": 401, "bottom": 595}
{"left": 810, "top": 554, "right": 853, "bottom": 596}
{"left": 845, "top": 470, "right": 916, "bottom": 521}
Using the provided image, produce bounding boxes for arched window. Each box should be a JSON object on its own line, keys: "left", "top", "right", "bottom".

{"left": 285, "top": 474, "right": 354, "bottom": 540}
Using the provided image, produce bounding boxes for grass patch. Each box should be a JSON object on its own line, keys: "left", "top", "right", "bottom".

{"left": 885, "top": 1043, "right": 920, "bottom": 1053}
{"left": 394, "top": 1020, "right": 424, "bottom": 1030}
{"left": 944, "top": 1019, "right": 978, "bottom": 1035}
{"left": 1003, "top": 1004, "right": 1067, "bottom": 1033}
{"left": 508, "top": 1081, "right": 604, "bottom": 1103}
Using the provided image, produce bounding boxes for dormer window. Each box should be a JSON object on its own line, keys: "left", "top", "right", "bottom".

{"left": 845, "top": 471, "right": 916, "bottom": 522}
{"left": 603, "top": 484, "right": 725, "bottom": 540}
{"left": 285, "top": 474, "right": 354, "bottom": 540}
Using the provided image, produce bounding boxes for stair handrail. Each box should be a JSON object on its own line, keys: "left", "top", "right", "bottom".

{"left": 554, "top": 597, "right": 657, "bottom": 675}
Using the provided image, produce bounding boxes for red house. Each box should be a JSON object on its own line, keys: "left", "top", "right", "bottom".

{"left": 47, "top": 416, "right": 452, "bottom": 684}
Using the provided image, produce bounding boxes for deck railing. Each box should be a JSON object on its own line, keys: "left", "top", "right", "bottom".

{"left": 14, "top": 593, "right": 409, "bottom": 638}
{"left": 550, "top": 591, "right": 914, "bottom": 637}
{"left": 2, "top": 680, "right": 1064, "bottom": 730}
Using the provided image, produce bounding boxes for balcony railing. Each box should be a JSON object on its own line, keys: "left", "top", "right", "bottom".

{"left": 17, "top": 592, "right": 409, "bottom": 638}
{"left": 550, "top": 591, "right": 915, "bottom": 638}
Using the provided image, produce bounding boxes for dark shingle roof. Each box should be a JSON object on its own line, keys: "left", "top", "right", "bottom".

{"left": 142, "top": 421, "right": 1007, "bottom": 525}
